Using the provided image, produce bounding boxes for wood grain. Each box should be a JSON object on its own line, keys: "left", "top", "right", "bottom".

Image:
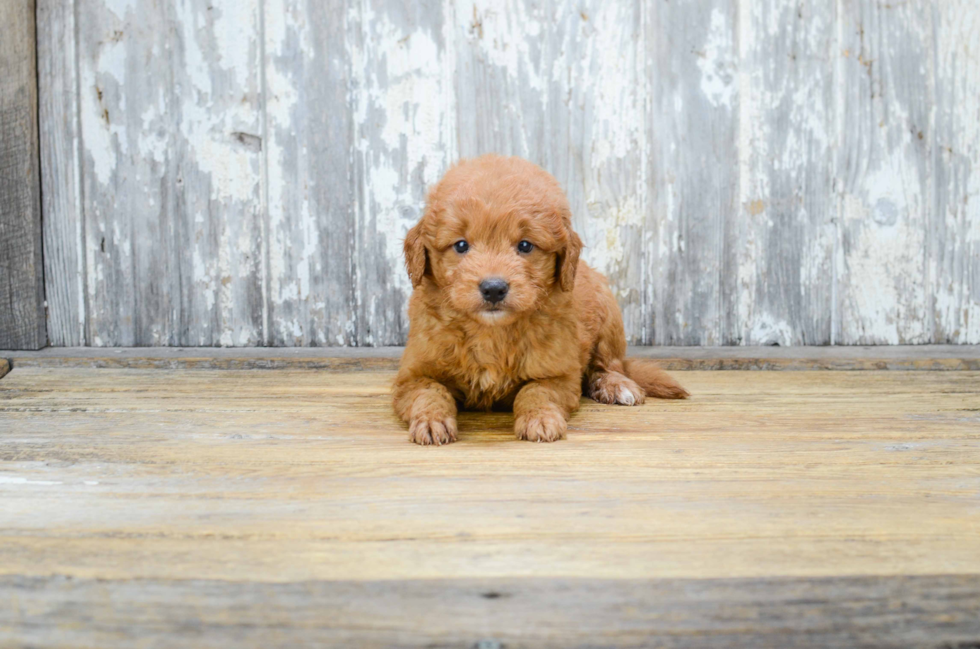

{"left": 37, "top": 0, "right": 85, "bottom": 347}
{"left": 0, "top": 0, "right": 46, "bottom": 350}
{"left": 1, "top": 367, "right": 979, "bottom": 645}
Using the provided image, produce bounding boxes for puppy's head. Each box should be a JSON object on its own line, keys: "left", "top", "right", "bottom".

{"left": 405, "top": 155, "right": 582, "bottom": 325}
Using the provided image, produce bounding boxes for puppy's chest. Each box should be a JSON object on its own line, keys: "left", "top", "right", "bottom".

{"left": 453, "top": 341, "right": 533, "bottom": 409}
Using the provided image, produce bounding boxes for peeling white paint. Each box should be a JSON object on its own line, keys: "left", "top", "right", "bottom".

{"left": 749, "top": 313, "right": 794, "bottom": 346}
{"left": 81, "top": 38, "right": 128, "bottom": 186}
{"left": 102, "top": 0, "right": 137, "bottom": 20}
{"left": 560, "top": 2, "right": 644, "bottom": 304}
{"left": 841, "top": 191, "right": 929, "bottom": 344}
{"left": 697, "top": 8, "right": 736, "bottom": 108}
{"left": 263, "top": 0, "right": 305, "bottom": 343}
{"left": 462, "top": 0, "right": 546, "bottom": 94}
{"left": 932, "top": 1, "right": 980, "bottom": 343}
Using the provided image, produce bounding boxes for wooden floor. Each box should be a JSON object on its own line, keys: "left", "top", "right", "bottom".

{"left": 1, "top": 362, "right": 979, "bottom": 647}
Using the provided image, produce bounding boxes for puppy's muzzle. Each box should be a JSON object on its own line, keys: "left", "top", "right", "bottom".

{"left": 479, "top": 278, "right": 509, "bottom": 305}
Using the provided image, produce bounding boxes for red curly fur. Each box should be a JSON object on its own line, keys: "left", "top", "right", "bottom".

{"left": 393, "top": 155, "right": 688, "bottom": 445}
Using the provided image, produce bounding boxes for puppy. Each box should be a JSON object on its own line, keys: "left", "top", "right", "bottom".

{"left": 393, "top": 155, "right": 688, "bottom": 445}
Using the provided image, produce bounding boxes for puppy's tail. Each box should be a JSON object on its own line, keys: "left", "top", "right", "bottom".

{"left": 623, "top": 359, "right": 689, "bottom": 399}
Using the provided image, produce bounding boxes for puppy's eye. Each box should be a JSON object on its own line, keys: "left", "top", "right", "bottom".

{"left": 517, "top": 240, "right": 534, "bottom": 254}
{"left": 453, "top": 240, "right": 469, "bottom": 254}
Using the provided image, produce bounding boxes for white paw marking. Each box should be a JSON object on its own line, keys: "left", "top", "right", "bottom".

{"left": 616, "top": 387, "right": 635, "bottom": 405}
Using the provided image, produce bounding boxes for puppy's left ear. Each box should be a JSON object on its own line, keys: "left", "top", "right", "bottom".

{"left": 556, "top": 229, "right": 582, "bottom": 291}
{"left": 404, "top": 222, "right": 428, "bottom": 288}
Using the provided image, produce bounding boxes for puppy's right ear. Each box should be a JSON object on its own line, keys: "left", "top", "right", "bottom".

{"left": 404, "top": 222, "right": 428, "bottom": 288}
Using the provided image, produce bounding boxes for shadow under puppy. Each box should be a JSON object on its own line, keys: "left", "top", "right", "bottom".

{"left": 393, "top": 154, "right": 688, "bottom": 445}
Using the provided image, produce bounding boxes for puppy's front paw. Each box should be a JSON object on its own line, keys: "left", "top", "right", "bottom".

{"left": 515, "top": 409, "right": 567, "bottom": 443}
{"left": 409, "top": 416, "right": 458, "bottom": 446}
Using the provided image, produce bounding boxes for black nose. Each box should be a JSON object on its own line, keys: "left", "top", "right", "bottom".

{"left": 479, "top": 278, "right": 509, "bottom": 304}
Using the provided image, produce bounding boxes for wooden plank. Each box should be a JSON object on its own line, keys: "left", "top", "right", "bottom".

{"left": 4, "top": 345, "right": 980, "bottom": 371}
{"left": 263, "top": 0, "right": 356, "bottom": 346}
{"left": 455, "top": 0, "right": 649, "bottom": 342}
{"left": 1, "top": 368, "right": 978, "bottom": 582}
{"left": 169, "top": 0, "right": 265, "bottom": 347}
{"left": 933, "top": 1, "right": 980, "bottom": 344}
{"left": 75, "top": 0, "right": 162, "bottom": 345}
{"left": 37, "top": 0, "right": 85, "bottom": 347}
{"left": 0, "top": 0, "right": 46, "bottom": 350}
{"left": 349, "top": 0, "right": 457, "bottom": 346}
{"left": 735, "top": 0, "right": 836, "bottom": 345}
{"left": 3, "top": 574, "right": 979, "bottom": 648}
{"left": 836, "top": 1, "right": 933, "bottom": 344}
{"left": 646, "top": 0, "right": 739, "bottom": 344}
{"left": 75, "top": 0, "right": 265, "bottom": 345}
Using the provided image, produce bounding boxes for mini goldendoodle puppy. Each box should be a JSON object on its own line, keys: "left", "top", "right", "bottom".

{"left": 393, "top": 154, "right": 688, "bottom": 445}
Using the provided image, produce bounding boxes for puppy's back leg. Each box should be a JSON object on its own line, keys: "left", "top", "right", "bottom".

{"left": 583, "top": 310, "right": 646, "bottom": 406}
{"left": 584, "top": 302, "right": 688, "bottom": 403}
{"left": 585, "top": 366, "right": 646, "bottom": 406}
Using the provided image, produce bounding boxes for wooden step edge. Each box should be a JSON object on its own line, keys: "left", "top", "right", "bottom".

{"left": 2, "top": 346, "right": 979, "bottom": 371}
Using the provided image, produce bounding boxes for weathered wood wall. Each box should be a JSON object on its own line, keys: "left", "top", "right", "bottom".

{"left": 36, "top": 0, "right": 980, "bottom": 347}
{"left": 1, "top": 0, "right": 46, "bottom": 350}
